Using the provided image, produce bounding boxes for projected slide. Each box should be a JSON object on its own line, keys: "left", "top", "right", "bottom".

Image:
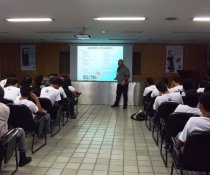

{"left": 77, "top": 46, "right": 123, "bottom": 81}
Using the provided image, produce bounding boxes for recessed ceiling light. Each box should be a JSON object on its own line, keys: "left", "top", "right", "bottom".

{"left": 193, "top": 17, "right": 210, "bottom": 22}
{"left": 93, "top": 17, "right": 146, "bottom": 21}
{"left": 5, "top": 18, "right": 53, "bottom": 22}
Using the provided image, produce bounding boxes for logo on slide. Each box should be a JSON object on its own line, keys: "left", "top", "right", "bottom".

{"left": 95, "top": 72, "right": 101, "bottom": 77}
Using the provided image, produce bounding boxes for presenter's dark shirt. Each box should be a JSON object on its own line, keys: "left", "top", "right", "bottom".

{"left": 115, "top": 65, "right": 130, "bottom": 84}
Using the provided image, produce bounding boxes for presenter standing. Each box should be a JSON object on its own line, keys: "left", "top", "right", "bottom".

{"left": 111, "top": 59, "right": 130, "bottom": 109}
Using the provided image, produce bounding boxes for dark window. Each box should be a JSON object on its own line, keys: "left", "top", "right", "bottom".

{"left": 132, "top": 52, "right": 141, "bottom": 75}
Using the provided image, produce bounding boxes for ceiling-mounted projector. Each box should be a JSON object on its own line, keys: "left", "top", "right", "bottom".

{"left": 74, "top": 34, "right": 90, "bottom": 39}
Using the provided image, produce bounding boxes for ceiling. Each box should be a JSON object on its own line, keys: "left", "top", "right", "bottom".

{"left": 1, "top": 0, "right": 210, "bottom": 44}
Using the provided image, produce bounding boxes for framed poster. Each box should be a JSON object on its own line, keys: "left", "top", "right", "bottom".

{"left": 166, "top": 46, "right": 183, "bottom": 73}
{"left": 20, "top": 45, "right": 36, "bottom": 71}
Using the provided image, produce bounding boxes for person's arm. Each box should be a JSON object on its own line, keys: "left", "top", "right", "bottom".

{"left": 30, "top": 92, "right": 44, "bottom": 113}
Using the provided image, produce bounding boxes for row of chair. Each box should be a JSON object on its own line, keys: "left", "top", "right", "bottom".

{"left": 0, "top": 96, "right": 79, "bottom": 174}
{"left": 143, "top": 92, "right": 210, "bottom": 175}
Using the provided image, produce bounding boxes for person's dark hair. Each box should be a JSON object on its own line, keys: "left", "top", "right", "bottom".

{"left": 184, "top": 90, "right": 199, "bottom": 107}
{"left": 161, "top": 77, "right": 169, "bottom": 85}
{"left": 204, "top": 85, "right": 210, "bottom": 93}
{"left": 199, "top": 80, "right": 208, "bottom": 88}
{"left": 50, "top": 76, "right": 62, "bottom": 85}
{"left": 156, "top": 81, "right": 167, "bottom": 93}
{"left": 20, "top": 86, "right": 32, "bottom": 97}
{"left": 199, "top": 92, "right": 210, "bottom": 112}
{"left": 146, "top": 77, "right": 154, "bottom": 86}
{"left": 21, "top": 76, "right": 32, "bottom": 86}
{"left": 183, "top": 80, "right": 194, "bottom": 92}
{"left": 172, "top": 76, "right": 181, "bottom": 84}
{"left": 0, "top": 86, "right": 4, "bottom": 102}
{"left": 62, "top": 78, "right": 72, "bottom": 89}
{"left": 35, "top": 75, "right": 43, "bottom": 86}
{"left": 4, "top": 77, "right": 19, "bottom": 87}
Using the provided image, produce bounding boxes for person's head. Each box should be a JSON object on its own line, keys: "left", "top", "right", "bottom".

{"left": 118, "top": 59, "right": 124, "bottom": 66}
{"left": 62, "top": 77, "right": 72, "bottom": 89}
{"left": 50, "top": 76, "right": 62, "bottom": 89}
{"left": 183, "top": 80, "right": 194, "bottom": 92}
{"left": 20, "top": 86, "right": 32, "bottom": 97}
{"left": 204, "top": 85, "right": 210, "bottom": 93}
{"left": 5, "top": 77, "right": 19, "bottom": 87}
{"left": 35, "top": 75, "right": 43, "bottom": 86}
{"left": 168, "top": 50, "right": 173, "bottom": 56}
{"left": 156, "top": 81, "right": 168, "bottom": 94}
{"left": 184, "top": 90, "right": 199, "bottom": 107}
{"left": 0, "top": 86, "right": 4, "bottom": 102}
{"left": 199, "top": 80, "right": 208, "bottom": 88}
{"left": 198, "top": 92, "right": 210, "bottom": 116}
{"left": 21, "top": 76, "right": 32, "bottom": 86}
{"left": 161, "top": 77, "right": 169, "bottom": 86}
{"left": 146, "top": 77, "right": 154, "bottom": 86}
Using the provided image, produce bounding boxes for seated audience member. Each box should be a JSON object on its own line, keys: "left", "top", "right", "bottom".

{"left": 151, "top": 77, "right": 169, "bottom": 98}
{"left": 181, "top": 79, "right": 194, "bottom": 96}
{"left": 204, "top": 85, "right": 210, "bottom": 93}
{"left": 169, "top": 76, "right": 183, "bottom": 93}
{"left": 4, "top": 77, "right": 20, "bottom": 102}
{"left": 176, "top": 92, "right": 210, "bottom": 147}
{"left": 0, "top": 86, "right": 32, "bottom": 167}
{"left": 14, "top": 86, "right": 51, "bottom": 132}
{"left": 62, "top": 77, "right": 77, "bottom": 119}
{"left": 0, "top": 78, "right": 7, "bottom": 88}
{"left": 143, "top": 77, "right": 156, "bottom": 97}
{"left": 197, "top": 80, "right": 208, "bottom": 94}
{"left": 153, "top": 81, "right": 183, "bottom": 111}
{"left": 174, "top": 90, "right": 201, "bottom": 116}
{"left": 40, "top": 76, "right": 61, "bottom": 106}
{"left": 33, "top": 75, "right": 44, "bottom": 97}
{"left": 21, "top": 75, "right": 33, "bottom": 87}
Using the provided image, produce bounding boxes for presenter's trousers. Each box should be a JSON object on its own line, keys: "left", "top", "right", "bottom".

{"left": 114, "top": 83, "right": 128, "bottom": 107}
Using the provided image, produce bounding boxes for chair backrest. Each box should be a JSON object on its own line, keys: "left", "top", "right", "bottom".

{"left": 1, "top": 98, "right": 13, "bottom": 105}
{"left": 1, "top": 129, "right": 19, "bottom": 164}
{"left": 157, "top": 102, "right": 179, "bottom": 121}
{"left": 182, "top": 131, "right": 210, "bottom": 171}
{"left": 38, "top": 97, "right": 53, "bottom": 113}
{"left": 166, "top": 112, "right": 199, "bottom": 137}
{"left": 8, "top": 104, "right": 35, "bottom": 132}
{"left": 146, "top": 97, "right": 156, "bottom": 117}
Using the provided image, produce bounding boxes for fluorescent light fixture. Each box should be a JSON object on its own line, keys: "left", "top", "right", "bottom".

{"left": 193, "top": 17, "right": 210, "bottom": 22}
{"left": 75, "top": 34, "right": 90, "bottom": 39}
{"left": 5, "top": 18, "right": 53, "bottom": 22}
{"left": 93, "top": 17, "right": 146, "bottom": 21}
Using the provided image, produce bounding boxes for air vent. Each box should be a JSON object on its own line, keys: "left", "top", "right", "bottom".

{"left": 109, "top": 39, "right": 139, "bottom": 41}
{"left": 173, "top": 31, "right": 210, "bottom": 34}
{"left": 36, "top": 31, "right": 73, "bottom": 34}
{"left": 165, "top": 17, "right": 178, "bottom": 21}
{"left": 54, "top": 39, "right": 78, "bottom": 41}
{"left": 123, "top": 31, "right": 143, "bottom": 34}
{"left": 0, "top": 32, "right": 8, "bottom": 34}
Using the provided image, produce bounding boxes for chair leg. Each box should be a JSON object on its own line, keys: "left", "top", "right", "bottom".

{"left": 171, "top": 162, "right": 174, "bottom": 175}
{"left": 13, "top": 147, "right": 18, "bottom": 175}
{"left": 180, "top": 168, "right": 183, "bottom": 175}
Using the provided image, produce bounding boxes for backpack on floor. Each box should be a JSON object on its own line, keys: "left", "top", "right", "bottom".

{"left": 130, "top": 110, "right": 146, "bottom": 121}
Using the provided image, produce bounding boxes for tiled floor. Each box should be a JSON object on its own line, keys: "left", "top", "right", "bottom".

{"left": 1, "top": 105, "right": 199, "bottom": 175}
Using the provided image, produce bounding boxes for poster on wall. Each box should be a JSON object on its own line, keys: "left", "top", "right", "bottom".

{"left": 20, "top": 45, "right": 36, "bottom": 71}
{"left": 165, "top": 45, "right": 183, "bottom": 73}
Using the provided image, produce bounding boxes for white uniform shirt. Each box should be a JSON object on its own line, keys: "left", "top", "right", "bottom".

{"left": 0, "top": 103, "right": 10, "bottom": 137}
{"left": 40, "top": 86, "right": 61, "bottom": 106}
{"left": 14, "top": 97, "right": 38, "bottom": 118}
{"left": 68, "top": 86, "right": 76, "bottom": 92}
{"left": 151, "top": 87, "right": 159, "bottom": 98}
{"left": 179, "top": 116, "right": 210, "bottom": 143}
{"left": 153, "top": 92, "right": 183, "bottom": 110}
{"left": 174, "top": 104, "right": 202, "bottom": 116}
{"left": 0, "top": 79, "right": 7, "bottom": 88}
{"left": 197, "top": 88, "right": 205, "bottom": 93}
{"left": 143, "top": 85, "right": 156, "bottom": 97}
{"left": 59, "top": 87, "right": 67, "bottom": 98}
{"left": 4, "top": 86, "right": 20, "bottom": 102}
{"left": 169, "top": 85, "right": 183, "bottom": 93}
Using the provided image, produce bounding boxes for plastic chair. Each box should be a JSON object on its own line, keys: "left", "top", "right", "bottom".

{"left": 171, "top": 131, "right": 210, "bottom": 175}
{"left": 152, "top": 102, "right": 179, "bottom": 145}
{"left": 161, "top": 112, "right": 199, "bottom": 167}
{"left": 7, "top": 104, "right": 47, "bottom": 154}
{"left": 0, "top": 129, "right": 19, "bottom": 175}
